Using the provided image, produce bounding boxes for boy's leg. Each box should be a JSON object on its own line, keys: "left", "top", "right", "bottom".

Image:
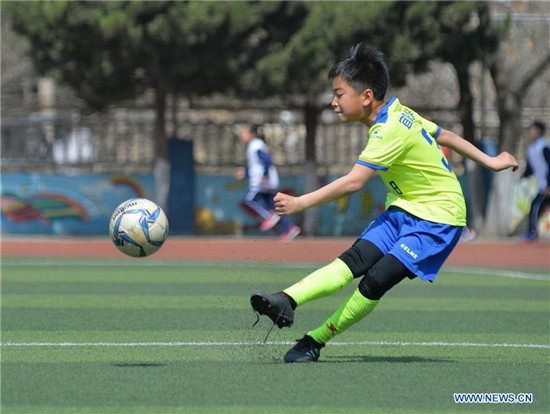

{"left": 250, "top": 240, "right": 383, "bottom": 328}
{"left": 259, "top": 192, "right": 280, "bottom": 231}
{"left": 306, "top": 254, "right": 411, "bottom": 345}
{"left": 250, "top": 258, "right": 352, "bottom": 328}
{"left": 243, "top": 191, "right": 282, "bottom": 231}
{"left": 244, "top": 191, "right": 272, "bottom": 219}
{"left": 527, "top": 193, "right": 545, "bottom": 239}
{"left": 283, "top": 258, "right": 353, "bottom": 306}
{"left": 284, "top": 240, "right": 384, "bottom": 306}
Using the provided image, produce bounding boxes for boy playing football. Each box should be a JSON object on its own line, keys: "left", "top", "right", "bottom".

{"left": 250, "top": 43, "right": 518, "bottom": 363}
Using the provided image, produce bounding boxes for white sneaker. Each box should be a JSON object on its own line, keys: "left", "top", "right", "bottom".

{"left": 280, "top": 225, "right": 301, "bottom": 243}
{"left": 259, "top": 212, "right": 280, "bottom": 231}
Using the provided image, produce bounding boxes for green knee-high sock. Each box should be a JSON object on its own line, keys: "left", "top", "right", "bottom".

{"left": 283, "top": 259, "right": 353, "bottom": 307}
{"left": 308, "top": 288, "right": 379, "bottom": 344}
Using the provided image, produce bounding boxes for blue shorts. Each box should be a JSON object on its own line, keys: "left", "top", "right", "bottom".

{"left": 359, "top": 207, "right": 462, "bottom": 282}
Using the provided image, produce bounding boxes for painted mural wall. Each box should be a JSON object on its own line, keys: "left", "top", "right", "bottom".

{"left": 1, "top": 173, "right": 155, "bottom": 236}
{"left": 1, "top": 172, "right": 389, "bottom": 237}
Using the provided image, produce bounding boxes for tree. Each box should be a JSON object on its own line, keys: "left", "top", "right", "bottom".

{"left": 483, "top": 7, "right": 550, "bottom": 236}
{"left": 4, "top": 0, "right": 303, "bottom": 206}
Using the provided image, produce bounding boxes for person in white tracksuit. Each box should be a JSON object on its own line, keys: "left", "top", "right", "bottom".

{"left": 235, "top": 123, "right": 301, "bottom": 242}
{"left": 522, "top": 121, "right": 550, "bottom": 240}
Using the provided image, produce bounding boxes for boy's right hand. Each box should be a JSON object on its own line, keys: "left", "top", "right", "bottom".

{"left": 274, "top": 192, "right": 303, "bottom": 216}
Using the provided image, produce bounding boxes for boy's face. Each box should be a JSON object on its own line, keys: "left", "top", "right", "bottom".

{"left": 528, "top": 126, "right": 541, "bottom": 142}
{"left": 331, "top": 76, "right": 371, "bottom": 123}
{"left": 240, "top": 125, "right": 253, "bottom": 143}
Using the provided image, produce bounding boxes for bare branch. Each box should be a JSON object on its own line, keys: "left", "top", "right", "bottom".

{"left": 519, "top": 53, "right": 550, "bottom": 93}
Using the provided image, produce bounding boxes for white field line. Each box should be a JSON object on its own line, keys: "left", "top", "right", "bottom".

{"left": 444, "top": 266, "right": 549, "bottom": 281}
{"left": 1, "top": 340, "right": 548, "bottom": 349}
{"left": 2, "top": 260, "right": 549, "bottom": 280}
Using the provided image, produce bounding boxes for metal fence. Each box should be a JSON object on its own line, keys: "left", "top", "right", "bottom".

{"left": 1, "top": 115, "right": 154, "bottom": 173}
{"left": 1, "top": 115, "right": 370, "bottom": 175}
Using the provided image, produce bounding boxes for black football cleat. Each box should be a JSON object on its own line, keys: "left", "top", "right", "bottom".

{"left": 250, "top": 292, "right": 294, "bottom": 328}
{"left": 284, "top": 335, "right": 325, "bottom": 363}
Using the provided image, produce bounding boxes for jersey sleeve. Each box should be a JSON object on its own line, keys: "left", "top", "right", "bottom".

{"left": 420, "top": 116, "right": 441, "bottom": 139}
{"left": 357, "top": 124, "right": 406, "bottom": 171}
{"left": 256, "top": 149, "right": 273, "bottom": 176}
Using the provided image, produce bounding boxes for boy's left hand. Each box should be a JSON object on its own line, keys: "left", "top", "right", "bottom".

{"left": 274, "top": 192, "right": 303, "bottom": 216}
{"left": 489, "top": 152, "right": 519, "bottom": 172}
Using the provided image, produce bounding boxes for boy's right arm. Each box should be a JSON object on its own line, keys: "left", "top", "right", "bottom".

{"left": 437, "top": 129, "right": 518, "bottom": 172}
{"left": 274, "top": 163, "right": 376, "bottom": 216}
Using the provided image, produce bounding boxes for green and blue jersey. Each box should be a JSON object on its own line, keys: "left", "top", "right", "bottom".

{"left": 357, "top": 97, "right": 466, "bottom": 226}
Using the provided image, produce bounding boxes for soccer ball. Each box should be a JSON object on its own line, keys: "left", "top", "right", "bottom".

{"left": 109, "top": 198, "right": 169, "bottom": 257}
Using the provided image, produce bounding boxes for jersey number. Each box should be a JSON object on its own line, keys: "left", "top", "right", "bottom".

{"left": 389, "top": 181, "right": 403, "bottom": 194}
{"left": 422, "top": 129, "right": 452, "bottom": 172}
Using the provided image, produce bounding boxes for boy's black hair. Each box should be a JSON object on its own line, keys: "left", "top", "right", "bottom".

{"left": 328, "top": 42, "right": 389, "bottom": 101}
{"left": 531, "top": 120, "right": 546, "bottom": 135}
{"left": 249, "top": 123, "right": 265, "bottom": 140}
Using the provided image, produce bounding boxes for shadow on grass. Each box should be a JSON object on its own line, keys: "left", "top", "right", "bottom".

{"left": 260, "top": 354, "right": 454, "bottom": 365}
{"left": 323, "top": 355, "right": 454, "bottom": 364}
{"left": 112, "top": 362, "right": 167, "bottom": 368}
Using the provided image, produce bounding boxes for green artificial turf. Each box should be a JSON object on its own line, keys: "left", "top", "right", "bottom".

{"left": 1, "top": 258, "right": 549, "bottom": 413}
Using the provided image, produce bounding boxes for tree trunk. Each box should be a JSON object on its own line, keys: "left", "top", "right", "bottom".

{"left": 454, "top": 63, "right": 475, "bottom": 144}
{"left": 483, "top": 56, "right": 521, "bottom": 235}
{"left": 154, "top": 85, "right": 168, "bottom": 160}
{"left": 153, "top": 86, "right": 170, "bottom": 209}
{"left": 482, "top": 170, "right": 518, "bottom": 236}
{"left": 302, "top": 103, "right": 320, "bottom": 236}
{"left": 453, "top": 61, "right": 486, "bottom": 231}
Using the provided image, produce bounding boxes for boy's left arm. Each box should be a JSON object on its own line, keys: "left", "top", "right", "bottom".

{"left": 256, "top": 149, "right": 273, "bottom": 177}
{"left": 437, "top": 129, "right": 518, "bottom": 172}
{"left": 274, "top": 163, "right": 376, "bottom": 216}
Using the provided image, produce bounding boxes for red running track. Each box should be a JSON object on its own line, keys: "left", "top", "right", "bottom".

{"left": 2, "top": 237, "right": 548, "bottom": 270}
